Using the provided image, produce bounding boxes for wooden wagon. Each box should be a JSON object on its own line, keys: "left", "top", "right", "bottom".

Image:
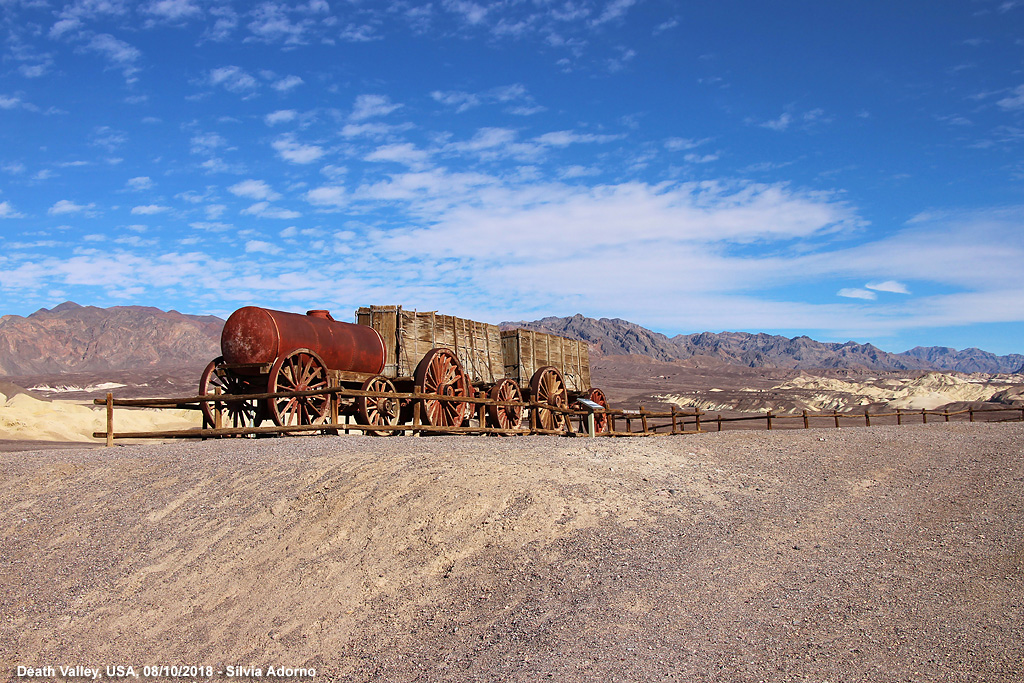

{"left": 199, "top": 305, "right": 608, "bottom": 435}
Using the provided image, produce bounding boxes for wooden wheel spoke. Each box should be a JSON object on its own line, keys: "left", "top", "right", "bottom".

{"left": 268, "top": 350, "right": 330, "bottom": 430}
{"left": 414, "top": 349, "right": 468, "bottom": 430}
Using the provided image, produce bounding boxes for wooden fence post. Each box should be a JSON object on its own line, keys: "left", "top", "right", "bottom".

{"left": 969, "top": 407, "right": 974, "bottom": 423}
{"left": 833, "top": 410, "right": 840, "bottom": 428}
{"left": 695, "top": 410, "right": 702, "bottom": 433}
{"left": 897, "top": 408, "right": 902, "bottom": 425}
{"left": 671, "top": 406, "right": 678, "bottom": 435}
{"left": 413, "top": 399, "right": 422, "bottom": 436}
{"left": 865, "top": 408, "right": 871, "bottom": 427}
{"left": 640, "top": 406, "right": 649, "bottom": 434}
{"left": 943, "top": 408, "right": 950, "bottom": 422}
{"left": 922, "top": 409, "right": 928, "bottom": 424}
{"left": 802, "top": 410, "right": 809, "bottom": 429}
{"left": 717, "top": 414, "right": 722, "bottom": 432}
{"left": 106, "top": 392, "right": 114, "bottom": 447}
{"left": 766, "top": 409, "right": 773, "bottom": 431}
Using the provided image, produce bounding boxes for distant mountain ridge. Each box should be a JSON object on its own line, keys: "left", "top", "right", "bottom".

{"left": 501, "top": 314, "right": 1024, "bottom": 374}
{"left": 0, "top": 302, "right": 221, "bottom": 375}
{"left": 0, "top": 303, "right": 1020, "bottom": 376}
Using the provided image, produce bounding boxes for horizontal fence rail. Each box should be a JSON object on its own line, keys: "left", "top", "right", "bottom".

{"left": 93, "top": 388, "right": 1024, "bottom": 445}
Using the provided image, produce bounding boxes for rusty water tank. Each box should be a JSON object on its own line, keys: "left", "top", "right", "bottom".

{"left": 221, "top": 306, "right": 386, "bottom": 375}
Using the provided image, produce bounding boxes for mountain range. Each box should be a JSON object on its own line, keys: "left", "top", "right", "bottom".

{"left": 502, "top": 314, "right": 1024, "bottom": 374}
{"left": 0, "top": 302, "right": 221, "bottom": 376}
{"left": 0, "top": 303, "right": 1021, "bottom": 376}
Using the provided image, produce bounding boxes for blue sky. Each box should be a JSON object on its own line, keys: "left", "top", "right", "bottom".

{"left": 1, "top": 1, "right": 1023, "bottom": 355}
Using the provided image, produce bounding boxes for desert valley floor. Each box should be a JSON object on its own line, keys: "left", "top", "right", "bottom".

{"left": 1, "top": 424, "right": 1022, "bottom": 682}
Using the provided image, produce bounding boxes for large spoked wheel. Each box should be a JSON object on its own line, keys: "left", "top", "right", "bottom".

{"left": 580, "top": 387, "right": 610, "bottom": 434}
{"left": 268, "top": 349, "right": 331, "bottom": 429}
{"left": 414, "top": 348, "right": 469, "bottom": 429}
{"left": 199, "top": 357, "right": 261, "bottom": 431}
{"left": 356, "top": 375, "right": 400, "bottom": 436}
{"left": 530, "top": 366, "right": 569, "bottom": 432}
{"left": 488, "top": 378, "right": 523, "bottom": 430}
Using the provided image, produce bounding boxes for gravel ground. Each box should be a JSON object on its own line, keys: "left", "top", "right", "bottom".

{"left": 1, "top": 423, "right": 1022, "bottom": 682}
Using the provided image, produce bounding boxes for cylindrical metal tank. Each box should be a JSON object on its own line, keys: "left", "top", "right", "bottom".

{"left": 221, "top": 306, "right": 386, "bottom": 375}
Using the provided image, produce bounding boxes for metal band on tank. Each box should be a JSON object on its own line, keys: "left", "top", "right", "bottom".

{"left": 371, "top": 328, "right": 386, "bottom": 375}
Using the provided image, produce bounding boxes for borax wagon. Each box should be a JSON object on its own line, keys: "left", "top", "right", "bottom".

{"left": 198, "top": 305, "right": 609, "bottom": 435}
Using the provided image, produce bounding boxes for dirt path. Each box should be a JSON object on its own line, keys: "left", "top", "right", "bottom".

{"left": 2, "top": 424, "right": 1022, "bottom": 682}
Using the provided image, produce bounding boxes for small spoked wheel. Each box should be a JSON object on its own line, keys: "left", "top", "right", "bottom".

{"left": 578, "top": 387, "right": 610, "bottom": 434}
{"left": 530, "top": 366, "right": 569, "bottom": 432}
{"left": 414, "top": 348, "right": 469, "bottom": 429}
{"left": 488, "top": 378, "right": 523, "bottom": 430}
{"left": 356, "top": 375, "right": 401, "bottom": 436}
{"left": 268, "top": 349, "right": 331, "bottom": 430}
{"left": 199, "top": 357, "right": 260, "bottom": 432}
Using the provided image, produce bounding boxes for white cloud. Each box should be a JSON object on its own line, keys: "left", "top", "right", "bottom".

{"left": 445, "top": 127, "right": 542, "bottom": 161}
{"left": 265, "top": 109, "right": 298, "bottom": 125}
{"left": 85, "top": 34, "right": 141, "bottom": 81}
{"left": 48, "top": 199, "right": 96, "bottom": 215}
{"left": 340, "top": 122, "right": 413, "bottom": 138}
{"left": 665, "top": 137, "right": 712, "bottom": 152}
{"left": 247, "top": 3, "right": 315, "bottom": 44}
{"left": 364, "top": 143, "right": 433, "bottom": 169}
{"left": 190, "top": 132, "right": 226, "bottom": 154}
{"left": 534, "top": 130, "right": 622, "bottom": 147}
{"left": 444, "top": 0, "right": 489, "bottom": 24}
{"left": 245, "top": 240, "right": 282, "bottom": 254}
{"left": 761, "top": 112, "right": 793, "bottom": 131}
{"left": 0, "top": 94, "right": 26, "bottom": 110}
{"left": 866, "top": 280, "right": 910, "bottom": 294}
{"left": 126, "top": 176, "right": 153, "bottom": 190}
{"left": 591, "top": 0, "right": 638, "bottom": 26}
{"left": 229, "top": 179, "right": 281, "bottom": 201}
{"left": 145, "top": 0, "right": 202, "bottom": 21}
{"left": 272, "top": 136, "right": 325, "bottom": 164}
{"left": 997, "top": 84, "right": 1024, "bottom": 110}
{"left": 432, "top": 84, "right": 538, "bottom": 114}
{"left": 0, "top": 201, "right": 25, "bottom": 218}
{"left": 350, "top": 94, "right": 402, "bottom": 121}
{"left": 305, "top": 185, "right": 348, "bottom": 208}
{"left": 241, "top": 202, "right": 301, "bottom": 219}
{"left": 837, "top": 288, "right": 877, "bottom": 300}
{"left": 339, "top": 23, "right": 381, "bottom": 42}
{"left": 684, "top": 153, "right": 720, "bottom": 164}
{"left": 209, "top": 65, "right": 258, "bottom": 93}
{"left": 130, "top": 204, "right": 170, "bottom": 215}
{"left": 272, "top": 75, "right": 304, "bottom": 92}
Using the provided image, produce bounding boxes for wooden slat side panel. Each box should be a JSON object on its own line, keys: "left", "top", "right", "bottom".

{"left": 501, "top": 331, "right": 520, "bottom": 384}
{"left": 580, "top": 343, "right": 591, "bottom": 390}
{"left": 375, "top": 307, "right": 398, "bottom": 378}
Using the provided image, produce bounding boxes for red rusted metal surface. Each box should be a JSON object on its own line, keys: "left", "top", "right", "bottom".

{"left": 221, "top": 306, "right": 385, "bottom": 375}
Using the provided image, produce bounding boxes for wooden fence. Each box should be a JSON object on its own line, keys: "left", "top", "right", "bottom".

{"left": 93, "top": 388, "right": 1024, "bottom": 445}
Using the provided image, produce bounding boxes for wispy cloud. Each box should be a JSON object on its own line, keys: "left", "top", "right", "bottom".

{"left": 130, "top": 204, "right": 170, "bottom": 215}
{"left": 208, "top": 65, "right": 258, "bottom": 93}
{"left": 241, "top": 202, "right": 301, "bottom": 219}
{"left": 997, "top": 85, "right": 1024, "bottom": 110}
{"left": 0, "top": 201, "right": 26, "bottom": 219}
{"left": 48, "top": 199, "right": 97, "bottom": 216}
{"left": 866, "top": 280, "right": 911, "bottom": 294}
{"left": 229, "top": 179, "right": 282, "bottom": 201}
{"left": 271, "top": 136, "right": 325, "bottom": 164}
{"left": 350, "top": 94, "right": 403, "bottom": 121}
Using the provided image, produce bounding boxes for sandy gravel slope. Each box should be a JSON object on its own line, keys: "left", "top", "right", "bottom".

{"left": 1, "top": 424, "right": 1022, "bottom": 682}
